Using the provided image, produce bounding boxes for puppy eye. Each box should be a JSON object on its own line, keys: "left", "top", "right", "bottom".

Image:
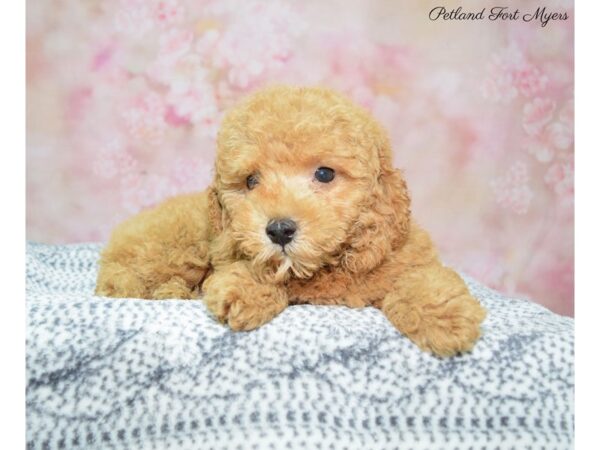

{"left": 246, "top": 174, "right": 259, "bottom": 190}
{"left": 314, "top": 167, "right": 335, "bottom": 183}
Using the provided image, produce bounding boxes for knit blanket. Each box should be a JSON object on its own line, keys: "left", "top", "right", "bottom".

{"left": 26, "top": 242, "right": 574, "bottom": 450}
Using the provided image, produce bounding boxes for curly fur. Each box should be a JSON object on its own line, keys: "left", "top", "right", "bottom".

{"left": 96, "top": 86, "right": 486, "bottom": 357}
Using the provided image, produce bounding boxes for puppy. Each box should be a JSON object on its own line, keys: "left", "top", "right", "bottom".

{"left": 96, "top": 86, "right": 486, "bottom": 357}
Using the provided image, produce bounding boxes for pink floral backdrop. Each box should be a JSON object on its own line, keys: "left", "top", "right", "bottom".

{"left": 26, "top": 0, "right": 574, "bottom": 315}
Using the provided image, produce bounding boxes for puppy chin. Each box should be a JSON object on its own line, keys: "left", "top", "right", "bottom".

{"left": 249, "top": 245, "right": 290, "bottom": 283}
{"left": 250, "top": 244, "right": 319, "bottom": 283}
{"left": 274, "top": 256, "right": 294, "bottom": 281}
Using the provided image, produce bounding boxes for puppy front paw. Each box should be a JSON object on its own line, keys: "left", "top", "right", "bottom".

{"left": 202, "top": 264, "right": 288, "bottom": 331}
{"left": 383, "top": 292, "right": 486, "bottom": 357}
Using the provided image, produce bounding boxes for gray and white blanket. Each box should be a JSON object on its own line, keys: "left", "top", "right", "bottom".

{"left": 26, "top": 242, "right": 574, "bottom": 450}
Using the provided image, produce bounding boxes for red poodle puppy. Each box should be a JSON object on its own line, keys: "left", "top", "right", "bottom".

{"left": 96, "top": 86, "right": 486, "bottom": 357}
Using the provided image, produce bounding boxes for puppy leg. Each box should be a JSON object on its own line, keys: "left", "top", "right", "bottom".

{"left": 152, "top": 276, "right": 199, "bottom": 299}
{"left": 95, "top": 261, "right": 148, "bottom": 298}
{"left": 96, "top": 258, "right": 203, "bottom": 300}
{"left": 381, "top": 263, "right": 486, "bottom": 357}
{"left": 95, "top": 192, "right": 210, "bottom": 299}
{"left": 203, "top": 261, "right": 288, "bottom": 331}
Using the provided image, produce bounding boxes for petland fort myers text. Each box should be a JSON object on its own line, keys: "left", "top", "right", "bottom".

{"left": 429, "top": 6, "right": 569, "bottom": 27}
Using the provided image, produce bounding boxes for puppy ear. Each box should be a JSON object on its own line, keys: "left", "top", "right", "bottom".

{"left": 206, "top": 186, "right": 238, "bottom": 268}
{"left": 341, "top": 167, "right": 411, "bottom": 273}
{"left": 207, "top": 185, "right": 223, "bottom": 237}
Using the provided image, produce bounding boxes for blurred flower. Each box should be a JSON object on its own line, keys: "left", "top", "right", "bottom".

{"left": 522, "top": 97, "right": 556, "bottom": 136}
{"left": 92, "top": 138, "right": 124, "bottom": 179}
{"left": 480, "top": 45, "right": 524, "bottom": 102}
{"left": 91, "top": 45, "right": 115, "bottom": 72}
{"left": 319, "top": 33, "right": 412, "bottom": 109}
{"left": 154, "top": 0, "right": 185, "bottom": 28}
{"left": 491, "top": 162, "right": 534, "bottom": 215}
{"left": 546, "top": 121, "right": 573, "bottom": 150}
{"left": 521, "top": 95, "right": 573, "bottom": 164}
{"left": 153, "top": 60, "right": 219, "bottom": 132}
{"left": 481, "top": 44, "right": 548, "bottom": 102}
{"left": 559, "top": 99, "right": 574, "bottom": 127}
{"left": 513, "top": 65, "right": 549, "bottom": 98}
{"left": 121, "top": 92, "right": 167, "bottom": 144}
{"left": 169, "top": 156, "right": 213, "bottom": 192}
{"left": 480, "top": 72, "right": 518, "bottom": 103}
{"left": 195, "top": 28, "right": 220, "bottom": 60}
{"left": 157, "top": 29, "right": 194, "bottom": 65}
{"left": 114, "top": 0, "right": 185, "bottom": 36}
{"left": 120, "top": 172, "right": 176, "bottom": 212}
{"left": 114, "top": 0, "right": 155, "bottom": 37}
{"left": 422, "top": 70, "right": 466, "bottom": 118}
{"left": 199, "top": 0, "right": 304, "bottom": 90}
{"left": 545, "top": 158, "right": 574, "bottom": 200}
{"left": 166, "top": 81, "right": 219, "bottom": 135}
{"left": 522, "top": 136, "right": 554, "bottom": 163}
{"left": 522, "top": 118, "right": 573, "bottom": 163}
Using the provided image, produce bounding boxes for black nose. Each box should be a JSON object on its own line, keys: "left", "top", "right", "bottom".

{"left": 266, "top": 219, "right": 297, "bottom": 246}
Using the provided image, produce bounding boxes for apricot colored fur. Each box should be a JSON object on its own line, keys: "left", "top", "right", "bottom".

{"left": 96, "top": 86, "right": 486, "bottom": 357}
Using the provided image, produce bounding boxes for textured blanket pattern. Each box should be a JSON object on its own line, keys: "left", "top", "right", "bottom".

{"left": 26, "top": 243, "right": 574, "bottom": 450}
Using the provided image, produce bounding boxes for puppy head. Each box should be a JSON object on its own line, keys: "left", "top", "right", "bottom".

{"left": 209, "top": 86, "right": 410, "bottom": 282}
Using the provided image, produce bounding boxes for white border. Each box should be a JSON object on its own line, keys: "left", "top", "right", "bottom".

{"left": 0, "top": 0, "right": 25, "bottom": 447}
{"left": 575, "top": 0, "right": 600, "bottom": 448}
